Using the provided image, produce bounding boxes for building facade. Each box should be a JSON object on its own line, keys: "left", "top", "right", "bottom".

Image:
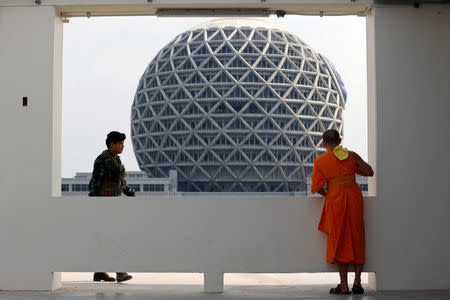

{"left": 61, "top": 170, "right": 178, "bottom": 196}
{"left": 131, "top": 19, "right": 347, "bottom": 192}
{"left": 61, "top": 170, "right": 367, "bottom": 196}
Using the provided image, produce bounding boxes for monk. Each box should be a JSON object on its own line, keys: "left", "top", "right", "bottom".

{"left": 311, "top": 129, "right": 374, "bottom": 295}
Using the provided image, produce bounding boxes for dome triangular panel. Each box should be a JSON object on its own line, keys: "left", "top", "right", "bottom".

{"left": 255, "top": 56, "right": 275, "bottom": 69}
{"left": 210, "top": 30, "right": 225, "bottom": 41}
{"left": 252, "top": 30, "right": 267, "bottom": 41}
{"left": 228, "top": 86, "right": 246, "bottom": 98}
{"left": 223, "top": 27, "right": 235, "bottom": 38}
{"left": 229, "top": 40, "right": 246, "bottom": 51}
{"left": 212, "top": 70, "right": 233, "bottom": 83}
{"left": 281, "top": 58, "right": 297, "bottom": 70}
{"left": 241, "top": 43, "right": 259, "bottom": 54}
{"left": 271, "top": 31, "right": 284, "bottom": 42}
{"left": 211, "top": 102, "right": 233, "bottom": 114}
{"left": 203, "top": 57, "right": 220, "bottom": 68}
{"left": 216, "top": 55, "right": 234, "bottom": 66}
{"left": 241, "top": 55, "right": 259, "bottom": 67}
{"left": 228, "top": 70, "right": 247, "bottom": 81}
{"left": 192, "top": 55, "right": 208, "bottom": 68}
{"left": 186, "top": 72, "right": 206, "bottom": 84}
{"left": 240, "top": 28, "right": 252, "bottom": 38}
{"left": 192, "top": 43, "right": 210, "bottom": 55}
{"left": 285, "top": 102, "right": 302, "bottom": 114}
{"left": 230, "top": 30, "right": 246, "bottom": 40}
{"left": 207, "top": 42, "right": 222, "bottom": 52}
{"left": 266, "top": 55, "right": 283, "bottom": 68}
{"left": 191, "top": 30, "right": 204, "bottom": 42}
{"left": 179, "top": 58, "right": 194, "bottom": 70}
{"left": 137, "top": 93, "right": 147, "bottom": 105}
{"left": 217, "top": 43, "right": 233, "bottom": 54}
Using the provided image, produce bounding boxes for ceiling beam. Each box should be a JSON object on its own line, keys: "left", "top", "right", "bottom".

{"left": 0, "top": 1, "right": 372, "bottom": 17}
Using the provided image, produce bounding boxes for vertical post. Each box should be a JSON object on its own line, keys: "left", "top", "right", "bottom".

{"left": 367, "top": 272, "right": 376, "bottom": 291}
{"left": 169, "top": 169, "right": 178, "bottom": 192}
{"left": 366, "top": 8, "right": 377, "bottom": 197}
{"left": 51, "top": 4, "right": 64, "bottom": 199}
{"left": 52, "top": 272, "right": 62, "bottom": 290}
{"left": 204, "top": 271, "right": 224, "bottom": 293}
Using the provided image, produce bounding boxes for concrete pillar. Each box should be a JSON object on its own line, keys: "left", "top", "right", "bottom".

{"left": 366, "top": 5, "right": 450, "bottom": 290}
{"left": 366, "top": 6, "right": 377, "bottom": 198}
{"left": 0, "top": 5, "right": 63, "bottom": 290}
{"left": 367, "top": 272, "right": 376, "bottom": 291}
{"left": 169, "top": 169, "right": 178, "bottom": 192}
{"left": 204, "top": 271, "right": 224, "bottom": 293}
{"left": 52, "top": 272, "right": 62, "bottom": 290}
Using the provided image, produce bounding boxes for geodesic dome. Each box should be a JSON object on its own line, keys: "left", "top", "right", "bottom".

{"left": 131, "top": 19, "right": 346, "bottom": 192}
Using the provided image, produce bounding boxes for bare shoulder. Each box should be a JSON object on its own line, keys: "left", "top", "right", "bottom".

{"left": 348, "top": 151, "right": 362, "bottom": 160}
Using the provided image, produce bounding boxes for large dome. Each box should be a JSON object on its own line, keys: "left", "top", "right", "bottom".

{"left": 131, "top": 19, "right": 346, "bottom": 192}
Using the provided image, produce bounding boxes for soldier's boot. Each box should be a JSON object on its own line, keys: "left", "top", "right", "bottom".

{"left": 116, "top": 272, "right": 133, "bottom": 283}
{"left": 93, "top": 272, "right": 116, "bottom": 282}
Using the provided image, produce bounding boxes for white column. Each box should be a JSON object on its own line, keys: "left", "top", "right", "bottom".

{"left": 367, "top": 5, "right": 450, "bottom": 290}
{"left": 0, "top": 5, "right": 63, "bottom": 290}
{"left": 366, "top": 7, "right": 377, "bottom": 198}
{"left": 169, "top": 169, "right": 178, "bottom": 192}
{"left": 204, "top": 271, "right": 224, "bottom": 293}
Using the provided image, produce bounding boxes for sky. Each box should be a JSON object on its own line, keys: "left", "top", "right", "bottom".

{"left": 62, "top": 15, "right": 367, "bottom": 178}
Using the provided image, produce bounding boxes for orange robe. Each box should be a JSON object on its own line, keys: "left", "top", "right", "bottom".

{"left": 311, "top": 150, "right": 365, "bottom": 265}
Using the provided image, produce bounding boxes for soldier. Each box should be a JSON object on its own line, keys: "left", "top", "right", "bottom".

{"left": 89, "top": 131, "right": 135, "bottom": 283}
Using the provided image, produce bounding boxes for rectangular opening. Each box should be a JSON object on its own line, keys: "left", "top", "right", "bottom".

{"left": 61, "top": 15, "right": 372, "bottom": 196}
{"left": 60, "top": 272, "right": 376, "bottom": 291}
{"left": 224, "top": 272, "right": 372, "bottom": 287}
{"left": 61, "top": 272, "right": 204, "bottom": 285}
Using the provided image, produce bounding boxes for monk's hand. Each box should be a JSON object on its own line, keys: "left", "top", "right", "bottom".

{"left": 318, "top": 187, "right": 327, "bottom": 197}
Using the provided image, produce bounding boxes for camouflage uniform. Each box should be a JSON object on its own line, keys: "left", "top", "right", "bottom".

{"left": 88, "top": 150, "right": 135, "bottom": 197}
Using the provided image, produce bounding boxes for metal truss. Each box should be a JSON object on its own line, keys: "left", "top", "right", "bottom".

{"left": 131, "top": 20, "right": 346, "bottom": 192}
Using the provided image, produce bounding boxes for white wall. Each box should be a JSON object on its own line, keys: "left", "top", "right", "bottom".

{"left": 0, "top": 193, "right": 377, "bottom": 292}
{"left": 367, "top": 5, "right": 450, "bottom": 290}
{"left": 0, "top": 5, "right": 63, "bottom": 290}
{"left": 0, "top": 3, "right": 449, "bottom": 292}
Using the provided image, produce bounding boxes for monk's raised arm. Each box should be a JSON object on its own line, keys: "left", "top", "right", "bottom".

{"left": 349, "top": 151, "right": 374, "bottom": 177}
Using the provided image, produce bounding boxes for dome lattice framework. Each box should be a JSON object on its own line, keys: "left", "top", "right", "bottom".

{"left": 131, "top": 20, "right": 346, "bottom": 192}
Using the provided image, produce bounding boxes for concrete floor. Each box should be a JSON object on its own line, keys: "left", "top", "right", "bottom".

{"left": 0, "top": 274, "right": 448, "bottom": 299}
{"left": 0, "top": 284, "right": 449, "bottom": 300}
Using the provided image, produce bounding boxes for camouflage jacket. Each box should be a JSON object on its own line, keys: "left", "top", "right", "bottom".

{"left": 88, "top": 150, "right": 135, "bottom": 197}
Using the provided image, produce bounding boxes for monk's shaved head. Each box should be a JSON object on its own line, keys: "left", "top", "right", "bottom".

{"left": 322, "top": 129, "right": 340, "bottom": 146}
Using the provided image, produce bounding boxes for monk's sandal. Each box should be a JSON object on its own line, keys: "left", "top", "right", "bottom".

{"left": 329, "top": 284, "right": 351, "bottom": 295}
{"left": 352, "top": 284, "right": 364, "bottom": 294}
